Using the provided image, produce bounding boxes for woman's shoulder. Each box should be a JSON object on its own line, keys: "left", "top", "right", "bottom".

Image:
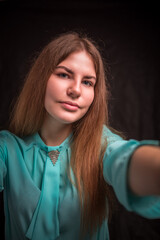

{"left": 0, "top": 129, "right": 22, "bottom": 140}
{"left": 102, "top": 125, "right": 124, "bottom": 144}
{"left": 0, "top": 129, "right": 14, "bottom": 136}
{"left": 0, "top": 130, "right": 22, "bottom": 149}
{"left": 0, "top": 130, "right": 14, "bottom": 142}
{"left": 0, "top": 130, "right": 18, "bottom": 159}
{"left": 0, "top": 130, "right": 36, "bottom": 149}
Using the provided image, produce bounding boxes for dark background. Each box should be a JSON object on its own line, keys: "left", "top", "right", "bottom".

{"left": 0, "top": 0, "right": 160, "bottom": 239}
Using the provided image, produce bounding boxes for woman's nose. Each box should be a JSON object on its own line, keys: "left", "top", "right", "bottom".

{"left": 67, "top": 81, "right": 81, "bottom": 99}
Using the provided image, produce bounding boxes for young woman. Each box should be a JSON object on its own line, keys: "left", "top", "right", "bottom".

{"left": 0, "top": 32, "right": 160, "bottom": 240}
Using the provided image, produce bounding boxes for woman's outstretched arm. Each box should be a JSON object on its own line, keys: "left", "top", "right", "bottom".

{"left": 128, "top": 145, "right": 160, "bottom": 196}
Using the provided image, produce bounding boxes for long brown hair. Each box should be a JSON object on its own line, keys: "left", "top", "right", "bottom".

{"left": 9, "top": 32, "right": 113, "bottom": 238}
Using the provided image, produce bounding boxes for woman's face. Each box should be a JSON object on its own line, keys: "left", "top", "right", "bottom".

{"left": 44, "top": 51, "right": 96, "bottom": 127}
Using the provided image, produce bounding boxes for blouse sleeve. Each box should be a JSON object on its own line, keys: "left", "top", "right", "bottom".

{"left": 102, "top": 126, "right": 160, "bottom": 219}
{"left": 0, "top": 132, "right": 7, "bottom": 192}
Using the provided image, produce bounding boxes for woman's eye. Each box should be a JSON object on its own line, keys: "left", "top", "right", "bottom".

{"left": 83, "top": 80, "right": 93, "bottom": 87}
{"left": 58, "top": 73, "right": 69, "bottom": 78}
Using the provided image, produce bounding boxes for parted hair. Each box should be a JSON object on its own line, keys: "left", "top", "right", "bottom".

{"left": 9, "top": 32, "right": 113, "bottom": 238}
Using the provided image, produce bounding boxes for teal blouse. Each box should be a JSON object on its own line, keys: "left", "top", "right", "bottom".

{"left": 0, "top": 126, "right": 160, "bottom": 240}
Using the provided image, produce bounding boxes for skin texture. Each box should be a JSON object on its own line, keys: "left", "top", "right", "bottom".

{"left": 40, "top": 50, "right": 96, "bottom": 146}
{"left": 128, "top": 145, "right": 160, "bottom": 196}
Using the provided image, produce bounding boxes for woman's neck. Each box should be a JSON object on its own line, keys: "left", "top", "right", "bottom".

{"left": 39, "top": 115, "right": 72, "bottom": 146}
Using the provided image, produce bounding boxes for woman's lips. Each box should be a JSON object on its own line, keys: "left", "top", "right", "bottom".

{"left": 60, "top": 101, "right": 79, "bottom": 111}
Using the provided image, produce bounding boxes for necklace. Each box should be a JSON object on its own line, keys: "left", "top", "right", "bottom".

{"left": 48, "top": 150, "right": 60, "bottom": 165}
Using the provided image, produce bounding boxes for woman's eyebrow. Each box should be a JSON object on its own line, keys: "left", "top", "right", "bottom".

{"left": 56, "top": 65, "right": 96, "bottom": 81}
{"left": 84, "top": 76, "right": 96, "bottom": 82}
{"left": 55, "top": 66, "right": 73, "bottom": 74}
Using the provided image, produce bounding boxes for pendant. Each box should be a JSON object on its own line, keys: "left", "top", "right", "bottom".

{"left": 48, "top": 150, "right": 60, "bottom": 165}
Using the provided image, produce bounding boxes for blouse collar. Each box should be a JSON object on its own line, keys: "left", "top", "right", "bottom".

{"left": 24, "top": 132, "right": 73, "bottom": 153}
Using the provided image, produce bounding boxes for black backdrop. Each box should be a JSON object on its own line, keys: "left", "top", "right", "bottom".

{"left": 0, "top": 0, "right": 160, "bottom": 239}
